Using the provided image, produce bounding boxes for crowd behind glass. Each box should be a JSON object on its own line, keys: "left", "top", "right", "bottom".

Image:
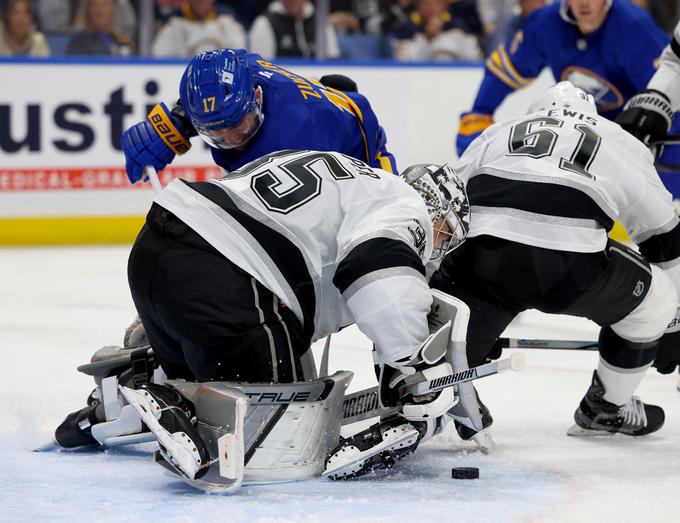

{"left": 0, "top": 0, "right": 677, "bottom": 61}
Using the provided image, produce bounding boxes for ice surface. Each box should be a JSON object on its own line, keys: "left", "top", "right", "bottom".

{"left": 1, "top": 246, "right": 679, "bottom": 522}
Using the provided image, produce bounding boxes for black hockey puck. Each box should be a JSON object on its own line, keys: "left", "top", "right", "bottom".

{"left": 451, "top": 467, "right": 479, "bottom": 479}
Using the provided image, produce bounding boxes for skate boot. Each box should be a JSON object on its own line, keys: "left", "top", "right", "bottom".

{"left": 568, "top": 371, "right": 665, "bottom": 436}
{"left": 119, "top": 383, "right": 211, "bottom": 480}
{"left": 54, "top": 390, "right": 105, "bottom": 448}
{"left": 50, "top": 345, "right": 158, "bottom": 450}
{"left": 323, "top": 416, "right": 429, "bottom": 480}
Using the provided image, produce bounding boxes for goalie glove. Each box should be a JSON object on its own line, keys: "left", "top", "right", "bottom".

{"left": 616, "top": 90, "right": 673, "bottom": 158}
{"left": 378, "top": 322, "right": 457, "bottom": 421}
{"left": 121, "top": 101, "right": 196, "bottom": 184}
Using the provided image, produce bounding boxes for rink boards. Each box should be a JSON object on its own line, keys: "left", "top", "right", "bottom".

{"left": 0, "top": 58, "right": 631, "bottom": 244}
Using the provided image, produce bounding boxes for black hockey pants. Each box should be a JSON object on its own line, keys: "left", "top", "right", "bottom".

{"left": 128, "top": 204, "right": 310, "bottom": 383}
{"left": 430, "top": 235, "right": 656, "bottom": 369}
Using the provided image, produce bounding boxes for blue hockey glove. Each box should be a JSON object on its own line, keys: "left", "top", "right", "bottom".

{"left": 456, "top": 112, "right": 493, "bottom": 157}
{"left": 121, "top": 102, "right": 195, "bottom": 184}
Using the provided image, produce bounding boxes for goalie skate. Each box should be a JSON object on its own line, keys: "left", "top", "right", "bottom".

{"left": 323, "top": 418, "right": 420, "bottom": 480}
{"left": 119, "top": 384, "right": 211, "bottom": 480}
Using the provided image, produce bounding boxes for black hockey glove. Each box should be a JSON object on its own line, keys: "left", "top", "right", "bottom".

{"left": 320, "top": 74, "right": 358, "bottom": 92}
{"left": 616, "top": 90, "right": 673, "bottom": 158}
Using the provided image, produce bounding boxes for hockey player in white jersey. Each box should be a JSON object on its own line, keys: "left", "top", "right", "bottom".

{"left": 58, "top": 149, "right": 470, "bottom": 490}
{"left": 431, "top": 82, "right": 680, "bottom": 436}
{"left": 616, "top": 21, "right": 680, "bottom": 154}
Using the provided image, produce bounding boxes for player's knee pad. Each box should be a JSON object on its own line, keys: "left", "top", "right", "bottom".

{"left": 599, "top": 326, "right": 658, "bottom": 370}
{"left": 611, "top": 265, "right": 678, "bottom": 343}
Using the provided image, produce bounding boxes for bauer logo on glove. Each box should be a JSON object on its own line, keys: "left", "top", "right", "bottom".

{"left": 148, "top": 104, "right": 192, "bottom": 155}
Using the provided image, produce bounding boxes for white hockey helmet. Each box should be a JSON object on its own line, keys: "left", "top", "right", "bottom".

{"left": 528, "top": 81, "right": 597, "bottom": 114}
{"left": 401, "top": 164, "right": 470, "bottom": 261}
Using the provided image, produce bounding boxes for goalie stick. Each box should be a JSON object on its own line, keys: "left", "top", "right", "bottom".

{"left": 498, "top": 337, "right": 598, "bottom": 350}
{"left": 652, "top": 134, "right": 680, "bottom": 172}
{"left": 342, "top": 352, "right": 525, "bottom": 424}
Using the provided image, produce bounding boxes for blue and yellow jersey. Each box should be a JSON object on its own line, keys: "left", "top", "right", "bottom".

{"left": 211, "top": 53, "right": 396, "bottom": 174}
{"left": 474, "top": 0, "right": 669, "bottom": 121}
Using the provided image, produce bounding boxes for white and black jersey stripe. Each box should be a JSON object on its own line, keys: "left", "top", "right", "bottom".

{"left": 153, "top": 150, "right": 433, "bottom": 364}
{"left": 185, "top": 179, "right": 318, "bottom": 340}
{"left": 334, "top": 237, "right": 427, "bottom": 295}
{"left": 456, "top": 110, "right": 678, "bottom": 255}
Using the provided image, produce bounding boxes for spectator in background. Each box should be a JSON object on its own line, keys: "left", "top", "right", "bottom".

{"left": 66, "top": 0, "right": 133, "bottom": 55}
{"left": 486, "top": 0, "right": 545, "bottom": 54}
{"left": 631, "top": 0, "right": 677, "bottom": 34}
{"left": 0, "top": 0, "right": 50, "bottom": 55}
{"left": 392, "top": 0, "right": 483, "bottom": 61}
{"left": 249, "top": 0, "right": 340, "bottom": 59}
{"left": 38, "top": 0, "right": 76, "bottom": 33}
{"left": 375, "top": 0, "right": 413, "bottom": 36}
{"left": 329, "top": 0, "right": 382, "bottom": 34}
{"left": 152, "top": 0, "right": 245, "bottom": 57}
{"left": 72, "top": 0, "right": 137, "bottom": 39}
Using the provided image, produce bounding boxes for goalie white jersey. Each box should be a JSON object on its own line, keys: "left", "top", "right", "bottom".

{"left": 154, "top": 150, "right": 433, "bottom": 364}
{"left": 455, "top": 108, "right": 679, "bottom": 254}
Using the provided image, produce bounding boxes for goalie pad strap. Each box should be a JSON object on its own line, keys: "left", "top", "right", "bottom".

{"left": 130, "top": 347, "right": 151, "bottom": 388}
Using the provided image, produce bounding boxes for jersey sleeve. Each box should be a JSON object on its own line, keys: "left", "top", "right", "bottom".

{"left": 619, "top": 15, "right": 669, "bottom": 93}
{"left": 648, "top": 22, "right": 680, "bottom": 111}
{"left": 472, "top": 11, "right": 547, "bottom": 115}
{"left": 453, "top": 126, "right": 490, "bottom": 180}
{"left": 346, "top": 91, "right": 397, "bottom": 173}
{"left": 332, "top": 176, "right": 434, "bottom": 364}
{"left": 617, "top": 137, "right": 680, "bottom": 291}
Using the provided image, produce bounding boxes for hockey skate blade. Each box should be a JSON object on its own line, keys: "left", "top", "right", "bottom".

{"left": 102, "top": 432, "right": 156, "bottom": 447}
{"left": 118, "top": 386, "right": 204, "bottom": 480}
{"left": 471, "top": 428, "right": 495, "bottom": 453}
{"left": 33, "top": 438, "right": 61, "bottom": 452}
{"left": 323, "top": 424, "right": 419, "bottom": 479}
{"left": 566, "top": 423, "right": 617, "bottom": 437}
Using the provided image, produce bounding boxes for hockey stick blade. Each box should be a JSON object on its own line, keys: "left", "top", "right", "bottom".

{"left": 499, "top": 337, "right": 598, "bottom": 350}
{"left": 342, "top": 353, "right": 524, "bottom": 424}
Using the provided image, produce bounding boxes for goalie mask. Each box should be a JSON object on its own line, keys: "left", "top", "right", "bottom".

{"left": 401, "top": 164, "right": 470, "bottom": 261}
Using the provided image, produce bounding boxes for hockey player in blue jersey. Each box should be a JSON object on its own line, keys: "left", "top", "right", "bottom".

{"left": 121, "top": 48, "right": 396, "bottom": 183}
{"left": 455, "top": 0, "right": 680, "bottom": 195}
